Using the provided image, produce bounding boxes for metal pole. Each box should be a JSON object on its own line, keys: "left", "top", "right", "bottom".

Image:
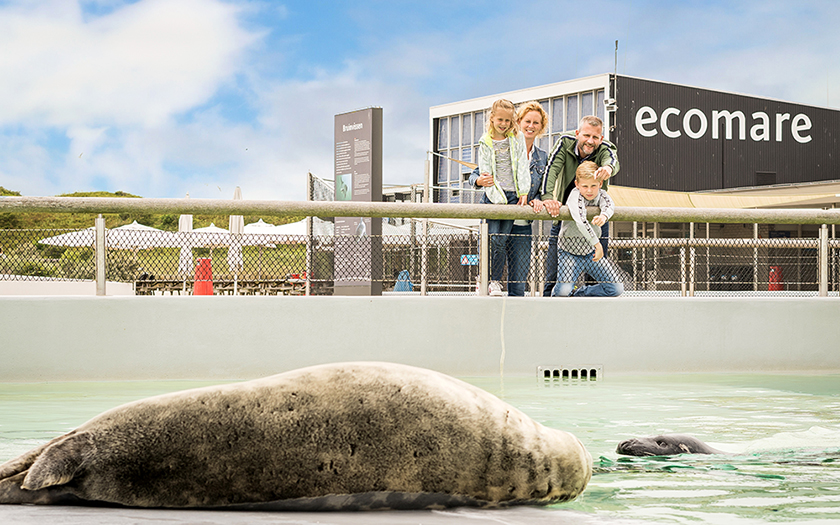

{"left": 680, "top": 246, "right": 686, "bottom": 297}
{"left": 529, "top": 226, "right": 538, "bottom": 297}
{"left": 820, "top": 224, "right": 829, "bottom": 297}
{"left": 420, "top": 157, "right": 430, "bottom": 296}
{"left": 689, "top": 222, "right": 695, "bottom": 297}
{"left": 420, "top": 220, "right": 428, "bottom": 296}
{"left": 753, "top": 223, "right": 759, "bottom": 292}
{"left": 305, "top": 172, "right": 313, "bottom": 296}
{"left": 479, "top": 222, "right": 489, "bottom": 296}
{"left": 95, "top": 214, "right": 106, "bottom": 296}
{"left": 632, "top": 221, "right": 638, "bottom": 291}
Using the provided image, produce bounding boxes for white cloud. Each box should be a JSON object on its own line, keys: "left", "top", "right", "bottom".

{"left": 0, "top": 0, "right": 259, "bottom": 128}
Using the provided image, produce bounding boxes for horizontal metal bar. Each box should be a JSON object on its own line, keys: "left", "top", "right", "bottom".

{"left": 609, "top": 238, "right": 820, "bottom": 249}
{"left": 3, "top": 196, "right": 840, "bottom": 225}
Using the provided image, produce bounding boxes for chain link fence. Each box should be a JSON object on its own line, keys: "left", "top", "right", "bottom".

{"left": 2, "top": 224, "right": 838, "bottom": 296}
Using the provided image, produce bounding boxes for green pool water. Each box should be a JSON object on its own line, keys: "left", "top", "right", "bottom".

{"left": 1, "top": 374, "right": 838, "bottom": 523}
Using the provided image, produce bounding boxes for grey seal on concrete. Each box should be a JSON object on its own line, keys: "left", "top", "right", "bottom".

{"left": 0, "top": 362, "right": 592, "bottom": 510}
{"left": 616, "top": 434, "right": 727, "bottom": 456}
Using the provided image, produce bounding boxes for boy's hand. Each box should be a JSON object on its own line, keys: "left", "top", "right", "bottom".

{"left": 592, "top": 243, "right": 604, "bottom": 262}
{"left": 476, "top": 173, "right": 494, "bottom": 187}
{"left": 592, "top": 214, "right": 606, "bottom": 227}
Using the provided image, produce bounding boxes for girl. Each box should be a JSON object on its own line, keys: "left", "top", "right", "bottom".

{"left": 474, "top": 99, "right": 534, "bottom": 295}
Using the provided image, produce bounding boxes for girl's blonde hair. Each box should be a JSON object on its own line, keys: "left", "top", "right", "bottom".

{"left": 486, "top": 99, "right": 518, "bottom": 136}
{"left": 516, "top": 101, "right": 548, "bottom": 137}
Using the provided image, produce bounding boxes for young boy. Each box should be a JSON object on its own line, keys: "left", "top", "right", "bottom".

{"left": 551, "top": 161, "right": 623, "bottom": 297}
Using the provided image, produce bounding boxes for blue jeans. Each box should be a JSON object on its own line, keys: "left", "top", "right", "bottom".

{"left": 543, "top": 222, "right": 610, "bottom": 296}
{"left": 542, "top": 221, "right": 562, "bottom": 296}
{"left": 486, "top": 191, "right": 520, "bottom": 283}
{"left": 551, "top": 249, "right": 623, "bottom": 297}
{"left": 506, "top": 224, "right": 532, "bottom": 296}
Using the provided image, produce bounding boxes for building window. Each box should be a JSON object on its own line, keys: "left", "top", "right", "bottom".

{"left": 462, "top": 114, "right": 471, "bottom": 146}
{"left": 450, "top": 115, "right": 460, "bottom": 148}
{"left": 474, "top": 112, "right": 485, "bottom": 143}
{"left": 566, "top": 95, "right": 578, "bottom": 131}
{"left": 581, "top": 92, "right": 593, "bottom": 118}
{"left": 596, "top": 89, "right": 605, "bottom": 121}
{"left": 437, "top": 118, "right": 448, "bottom": 151}
{"left": 551, "top": 97, "right": 563, "bottom": 133}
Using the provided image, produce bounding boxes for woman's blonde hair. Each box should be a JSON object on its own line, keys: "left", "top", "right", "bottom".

{"left": 516, "top": 101, "right": 548, "bottom": 137}
{"left": 486, "top": 99, "right": 518, "bottom": 136}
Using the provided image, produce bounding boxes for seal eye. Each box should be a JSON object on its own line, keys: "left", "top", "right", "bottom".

{"left": 656, "top": 440, "right": 667, "bottom": 447}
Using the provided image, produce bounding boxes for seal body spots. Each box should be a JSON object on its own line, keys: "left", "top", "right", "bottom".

{"left": 616, "top": 434, "right": 726, "bottom": 456}
{"left": 0, "top": 362, "right": 592, "bottom": 510}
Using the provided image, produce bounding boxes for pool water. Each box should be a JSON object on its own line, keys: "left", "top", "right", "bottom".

{"left": 1, "top": 374, "right": 839, "bottom": 523}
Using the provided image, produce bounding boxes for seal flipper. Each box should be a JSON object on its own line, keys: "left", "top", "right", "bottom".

{"left": 22, "top": 432, "right": 95, "bottom": 491}
{"left": 0, "top": 442, "right": 51, "bottom": 481}
{"left": 0, "top": 470, "right": 88, "bottom": 505}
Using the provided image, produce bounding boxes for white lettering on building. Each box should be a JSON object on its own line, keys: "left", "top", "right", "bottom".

{"left": 635, "top": 106, "right": 812, "bottom": 143}
{"left": 343, "top": 123, "right": 364, "bottom": 132}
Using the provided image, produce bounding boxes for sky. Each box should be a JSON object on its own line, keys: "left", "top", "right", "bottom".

{"left": 0, "top": 0, "right": 838, "bottom": 201}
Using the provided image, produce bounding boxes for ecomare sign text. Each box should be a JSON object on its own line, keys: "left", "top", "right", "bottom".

{"left": 635, "top": 106, "right": 812, "bottom": 144}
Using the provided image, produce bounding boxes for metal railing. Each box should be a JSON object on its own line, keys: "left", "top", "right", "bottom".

{"left": 2, "top": 196, "right": 840, "bottom": 297}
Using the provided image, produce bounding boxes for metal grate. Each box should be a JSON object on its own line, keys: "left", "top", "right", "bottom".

{"left": 537, "top": 365, "right": 603, "bottom": 381}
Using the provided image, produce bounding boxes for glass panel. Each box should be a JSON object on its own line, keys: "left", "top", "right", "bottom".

{"left": 462, "top": 114, "right": 471, "bottom": 146}
{"left": 566, "top": 95, "right": 578, "bottom": 131}
{"left": 449, "top": 149, "right": 461, "bottom": 183}
{"left": 437, "top": 118, "right": 448, "bottom": 151}
{"left": 461, "top": 147, "right": 472, "bottom": 170}
{"left": 596, "top": 89, "right": 605, "bottom": 121}
{"left": 551, "top": 134, "right": 561, "bottom": 150}
{"left": 450, "top": 115, "right": 460, "bottom": 148}
{"left": 437, "top": 152, "right": 448, "bottom": 183}
{"left": 581, "top": 92, "right": 593, "bottom": 118}
{"left": 449, "top": 183, "right": 460, "bottom": 204}
{"left": 474, "top": 112, "right": 485, "bottom": 142}
{"left": 540, "top": 99, "right": 549, "bottom": 115}
{"left": 537, "top": 135, "right": 549, "bottom": 154}
{"left": 551, "top": 97, "right": 563, "bottom": 133}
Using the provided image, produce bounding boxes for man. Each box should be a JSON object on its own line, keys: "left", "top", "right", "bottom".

{"left": 541, "top": 115, "right": 619, "bottom": 296}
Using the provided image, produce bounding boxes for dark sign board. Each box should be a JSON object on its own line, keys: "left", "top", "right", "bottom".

{"left": 613, "top": 75, "right": 840, "bottom": 192}
{"left": 334, "top": 107, "right": 383, "bottom": 296}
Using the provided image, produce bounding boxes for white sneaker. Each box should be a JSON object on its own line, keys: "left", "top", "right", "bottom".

{"left": 488, "top": 281, "right": 504, "bottom": 296}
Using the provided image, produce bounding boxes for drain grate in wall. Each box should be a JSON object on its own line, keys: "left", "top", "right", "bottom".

{"left": 537, "top": 365, "right": 603, "bottom": 381}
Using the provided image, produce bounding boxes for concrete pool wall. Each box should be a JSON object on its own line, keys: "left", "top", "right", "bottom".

{"left": 1, "top": 296, "right": 838, "bottom": 382}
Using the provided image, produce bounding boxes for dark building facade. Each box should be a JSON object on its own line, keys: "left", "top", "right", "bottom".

{"left": 614, "top": 75, "right": 840, "bottom": 192}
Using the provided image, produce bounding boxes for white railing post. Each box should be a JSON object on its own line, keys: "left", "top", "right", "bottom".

{"left": 305, "top": 172, "right": 313, "bottom": 296}
{"left": 680, "top": 246, "right": 686, "bottom": 297}
{"left": 753, "top": 223, "right": 759, "bottom": 292}
{"left": 95, "top": 215, "right": 106, "bottom": 296}
{"left": 820, "top": 224, "right": 829, "bottom": 297}
{"left": 479, "top": 222, "right": 489, "bottom": 296}
{"left": 689, "top": 222, "right": 695, "bottom": 297}
{"left": 420, "top": 158, "right": 430, "bottom": 296}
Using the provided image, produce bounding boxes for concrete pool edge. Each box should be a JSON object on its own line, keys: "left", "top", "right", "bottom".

{"left": 2, "top": 295, "right": 838, "bottom": 381}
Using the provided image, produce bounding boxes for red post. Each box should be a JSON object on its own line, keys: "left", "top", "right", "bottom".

{"left": 768, "top": 266, "right": 783, "bottom": 291}
{"left": 193, "top": 258, "right": 214, "bottom": 295}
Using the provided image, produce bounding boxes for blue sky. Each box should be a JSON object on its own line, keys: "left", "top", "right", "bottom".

{"left": 0, "top": 0, "right": 838, "bottom": 200}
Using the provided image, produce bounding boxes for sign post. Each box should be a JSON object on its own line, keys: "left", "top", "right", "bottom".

{"left": 333, "top": 107, "right": 383, "bottom": 296}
